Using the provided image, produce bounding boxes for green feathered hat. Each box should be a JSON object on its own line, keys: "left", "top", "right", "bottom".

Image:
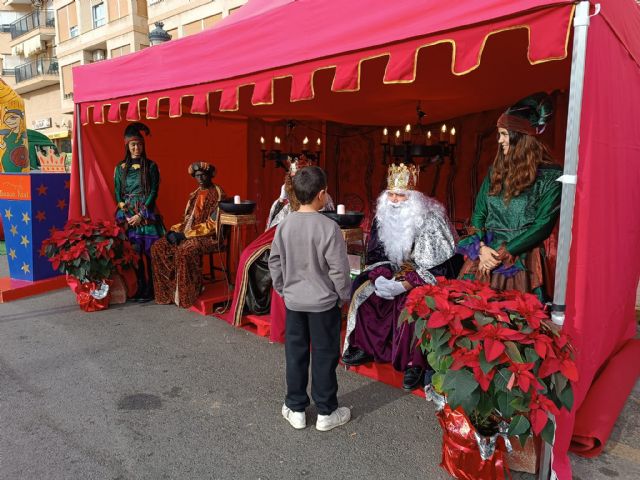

{"left": 497, "top": 92, "right": 553, "bottom": 136}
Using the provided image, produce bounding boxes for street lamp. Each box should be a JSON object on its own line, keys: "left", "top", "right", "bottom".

{"left": 148, "top": 22, "right": 171, "bottom": 46}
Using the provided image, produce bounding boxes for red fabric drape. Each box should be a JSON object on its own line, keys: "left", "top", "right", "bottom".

{"left": 553, "top": 5, "right": 640, "bottom": 478}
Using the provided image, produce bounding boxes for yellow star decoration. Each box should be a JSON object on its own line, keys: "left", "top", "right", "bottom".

{"left": 4, "top": 208, "right": 12, "bottom": 220}
{"left": 22, "top": 211, "right": 30, "bottom": 224}
{"left": 10, "top": 225, "right": 18, "bottom": 236}
{"left": 21, "top": 262, "right": 30, "bottom": 274}
{"left": 20, "top": 235, "right": 30, "bottom": 247}
{"left": 57, "top": 199, "right": 67, "bottom": 210}
{"left": 9, "top": 248, "right": 17, "bottom": 260}
{"left": 37, "top": 184, "right": 48, "bottom": 196}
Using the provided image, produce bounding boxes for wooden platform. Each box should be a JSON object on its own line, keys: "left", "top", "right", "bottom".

{"left": 189, "top": 282, "right": 234, "bottom": 315}
{"left": 0, "top": 275, "right": 68, "bottom": 303}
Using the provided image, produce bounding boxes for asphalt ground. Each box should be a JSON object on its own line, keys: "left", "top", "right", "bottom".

{"left": 1, "top": 256, "right": 638, "bottom": 480}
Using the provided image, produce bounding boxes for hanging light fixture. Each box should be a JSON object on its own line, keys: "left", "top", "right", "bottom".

{"left": 381, "top": 104, "right": 457, "bottom": 167}
{"left": 260, "top": 120, "right": 322, "bottom": 169}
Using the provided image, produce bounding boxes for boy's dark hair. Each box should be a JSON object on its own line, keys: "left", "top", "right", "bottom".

{"left": 292, "top": 166, "right": 327, "bottom": 205}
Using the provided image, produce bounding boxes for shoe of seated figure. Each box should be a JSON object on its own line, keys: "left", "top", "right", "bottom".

{"left": 281, "top": 404, "right": 306, "bottom": 429}
{"left": 341, "top": 347, "right": 373, "bottom": 366}
{"left": 316, "top": 406, "right": 351, "bottom": 432}
{"left": 402, "top": 366, "right": 425, "bottom": 391}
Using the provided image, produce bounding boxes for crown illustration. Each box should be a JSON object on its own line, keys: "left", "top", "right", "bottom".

{"left": 37, "top": 149, "right": 68, "bottom": 173}
{"left": 387, "top": 163, "right": 419, "bottom": 191}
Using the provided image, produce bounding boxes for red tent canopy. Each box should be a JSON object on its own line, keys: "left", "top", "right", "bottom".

{"left": 71, "top": 1, "right": 640, "bottom": 478}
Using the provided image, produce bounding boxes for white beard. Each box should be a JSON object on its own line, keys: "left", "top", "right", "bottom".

{"left": 375, "top": 191, "right": 445, "bottom": 266}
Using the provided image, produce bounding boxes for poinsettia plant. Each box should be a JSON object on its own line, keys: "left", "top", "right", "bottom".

{"left": 41, "top": 217, "right": 138, "bottom": 283}
{"left": 400, "top": 278, "right": 577, "bottom": 446}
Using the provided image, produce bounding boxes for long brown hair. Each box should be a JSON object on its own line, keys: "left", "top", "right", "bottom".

{"left": 118, "top": 145, "right": 153, "bottom": 199}
{"left": 284, "top": 173, "right": 300, "bottom": 211}
{"left": 489, "top": 130, "right": 554, "bottom": 202}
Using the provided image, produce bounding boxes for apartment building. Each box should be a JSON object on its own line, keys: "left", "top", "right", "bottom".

{"left": 56, "top": 0, "right": 247, "bottom": 115}
{"left": 1, "top": 0, "right": 71, "bottom": 152}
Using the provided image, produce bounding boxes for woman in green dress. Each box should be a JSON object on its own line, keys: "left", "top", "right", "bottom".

{"left": 114, "top": 123, "right": 165, "bottom": 301}
{"left": 457, "top": 93, "right": 561, "bottom": 300}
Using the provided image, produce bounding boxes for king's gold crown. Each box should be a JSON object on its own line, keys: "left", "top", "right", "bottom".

{"left": 387, "top": 163, "right": 419, "bottom": 191}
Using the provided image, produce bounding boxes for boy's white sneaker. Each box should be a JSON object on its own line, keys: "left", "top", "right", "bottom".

{"left": 316, "top": 406, "right": 351, "bottom": 431}
{"left": 282, "top": 404, "right": 306, "bottom": 429}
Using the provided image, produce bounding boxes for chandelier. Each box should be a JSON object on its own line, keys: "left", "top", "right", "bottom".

{"left": 260, "top": 120, "right": 322, "bottom": 169}
{"left": 381, "top": 105, "right": 457, "bottom": 167}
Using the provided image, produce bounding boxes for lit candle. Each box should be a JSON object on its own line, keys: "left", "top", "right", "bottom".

{"left": 395, "top": 129, "right": 401, "bottom": 145}
{"left": 403, "top": 123, "right": 411, "bottom": 142}
{"left": 440, "top": 124, "right": 447, "bottom": 142}
{"left": 426, "top": 130, "right": 432, "bottom": 146}
{"left": 234, "top": 195, "right": 241, "bottom": 204}
{"left": 274, "top": 136, "right": 281, "bottom": 148}
{"left": 449, "top": 127, "right": 456, "bottom": 145}
{"left": 381, "top": 128, "right": 389, "bottom": 145}
{"left": 302, "top": 136, "right": 309, "bottom": 151}
{"left": 316, "top": 137, "right": 321, "bottom": 151}
{"left": 260, "top": 136, "right": 266, "bottom": 151}
{"left": 337, "top": 204, "right": 346, "bottom": 215}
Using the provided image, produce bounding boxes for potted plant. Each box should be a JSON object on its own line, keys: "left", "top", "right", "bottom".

{"left": 400, "top": 278, "right": 577, "bottom": 479}
{"left": 41, "top": 217, "right": 139, "bottom": 311}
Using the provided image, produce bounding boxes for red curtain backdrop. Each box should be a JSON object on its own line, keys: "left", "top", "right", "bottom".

{"left": 553, "top": 3, "right": 640, "bottom": 478}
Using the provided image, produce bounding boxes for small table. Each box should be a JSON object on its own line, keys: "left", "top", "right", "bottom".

{"left": 220, "top": 213, "right": 259, "bottom": 282}
{"left": 341, "top": 227, "right": 365, "bottom": 275}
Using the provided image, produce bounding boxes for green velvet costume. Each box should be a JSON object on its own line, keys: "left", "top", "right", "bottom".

{"left": 457, "top": 164, "right": 562, "bottom": 299}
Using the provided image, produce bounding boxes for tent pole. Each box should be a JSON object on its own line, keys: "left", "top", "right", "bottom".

{"left": 541, "top": 2, "right": 592, "bottom": 479}
{"left": 74, "top": 103, "right": 87, "bottom": 216}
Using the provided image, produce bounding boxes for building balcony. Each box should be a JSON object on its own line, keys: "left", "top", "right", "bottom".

{"left": 9, "top": 9, "right": 55, "bottom": 42}
{"left": 13, "top": 57, "right": 59, "bottom": 95}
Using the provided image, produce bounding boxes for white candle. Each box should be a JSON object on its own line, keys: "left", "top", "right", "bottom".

{"left": 234, "top": 195, "right": 241, "bottom": 204}
{"left": 337, "top": 204, "right": 346, "bottom": 215}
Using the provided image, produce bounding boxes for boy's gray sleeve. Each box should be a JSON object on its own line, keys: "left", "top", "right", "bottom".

{"left": 268, "top": 228, "right": 284, "bottom": 296}
{"left": 325, "top": 223, "right": 352, "bottom": 302}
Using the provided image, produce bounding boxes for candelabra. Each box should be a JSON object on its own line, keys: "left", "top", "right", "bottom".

{"left": 260, "top": 121, "right": 322, "bottom": 169}
{"left": 381, "top": 108, "right": 457, "bottom": 168}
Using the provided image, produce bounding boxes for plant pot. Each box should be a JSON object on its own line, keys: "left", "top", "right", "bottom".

{"left": 436, "top": 404, "right": 512, "bottom": 480}
{"left": 66, "top": 277, "right": 112, "bottom": 312}
{"left": 109, "top": 273, "right": 127, "bottom": 305}
{"left": 507, "top": 435, "right": 540, "bottom": 474}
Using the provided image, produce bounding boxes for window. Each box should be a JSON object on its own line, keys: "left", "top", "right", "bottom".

{"left": 57, "top": 1, "right": 78, "bottom": 42}
{"left": 93, "top": 3, "right": 106, "bottom": 28}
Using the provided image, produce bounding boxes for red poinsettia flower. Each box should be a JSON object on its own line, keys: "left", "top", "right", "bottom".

{"left": 537, "top": 349, "right": 579, "bottom": 382}
{"left": 506, "top": 362, "right": 543, "bottom": 393}
{"left": 469, "top": 324, "right": 526, "bottom": 362}
{"left": 427, "top": 295, "right": 474, "bottom": 329}
{"left": 473, "top": 366, "right": 496, "bottom": 392}
{"left": 529, "top": 390, "right": 560, "bottom": 435}
{"left": 451, "top": 346, "right": 481, "bottom": 370}
{"left": 518, "top": 331, "right": 554, "bottom": 359}
{"left": 501, "top": 294, "right": 547, "bottom": 329}
{"left": 462, "top": 296, "right": 510, "bottom": 323}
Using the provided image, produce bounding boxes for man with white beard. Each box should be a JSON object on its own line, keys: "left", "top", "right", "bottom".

{"left": 342, "top": 163, "right": 460, "bottom": 391}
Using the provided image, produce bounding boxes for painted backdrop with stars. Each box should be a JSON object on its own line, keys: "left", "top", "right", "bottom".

{"left": 0, "top": 172, "right": 70, "bottom": 281}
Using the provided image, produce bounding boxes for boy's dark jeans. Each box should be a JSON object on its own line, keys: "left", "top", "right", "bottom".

{"left": 284, "top": 305, "right": 341, "bottom": 416}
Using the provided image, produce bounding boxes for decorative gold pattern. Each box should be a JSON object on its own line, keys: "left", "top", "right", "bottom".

{"left": 387, "top": 163, "right": 419, "bottom": 191}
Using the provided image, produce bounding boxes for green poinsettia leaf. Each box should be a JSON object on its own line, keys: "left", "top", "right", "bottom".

{"left": 432, "top": 372, "right": 445, "bottom": 392}
{"left": 511, "top": 396, "right": 530, "bottom": 413}
{"left": 474, "top": 311, "right": 494, "bottom": 326}
{"left": 456, "top": 337, "right": 473, "bottom": 350}
{"left": 398, "top": 308, "right": 410, "bottom": 326}
{"left": 552, "top": 372, "right": 568, "bottom": 394}
{"left": 476, "top": 392, "right": 494, "bottom": 420}
{"left": 524, "top": 347, "right": 540, "bottom": 364}
{"left": 494, "top": 367, "right": 512, "bottom": 392}
{"left": 504, "top": 341, "right": 524, "bottom": 363}
{"left": 439, "top": 356, "right": 453, "bottom": 372}
{"left": 443, "top": 369, "right": 480, "bottom": 413}
{"left": 508, "top": 415, "right": 531, "bottom": 437}
{"left": 414, "top": 316, "right": 426, "bottom": 343}
{"left": 425, "top": 296, "right": 436, "bottom": 309}
{"left": 517, "top": 434, "right": 529, "bottom": 449}
{"left": 541, "top": 418, "right": 556, "bottom": 445}
{"left": 559, "top": 385, "right": 574, "bottom": 411}
{"left": 427, "top": 352, "right": 439, "bottom": 369}
{"left": 496, "top": 390, "right": 516, "bottom": 419}
{"left": 479, "top": 349, "right": 500, "bottom": 375}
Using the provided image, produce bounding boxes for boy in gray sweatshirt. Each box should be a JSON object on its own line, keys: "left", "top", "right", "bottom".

{"left": 268, "top": 166, "right": 352, "bottom": 431}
